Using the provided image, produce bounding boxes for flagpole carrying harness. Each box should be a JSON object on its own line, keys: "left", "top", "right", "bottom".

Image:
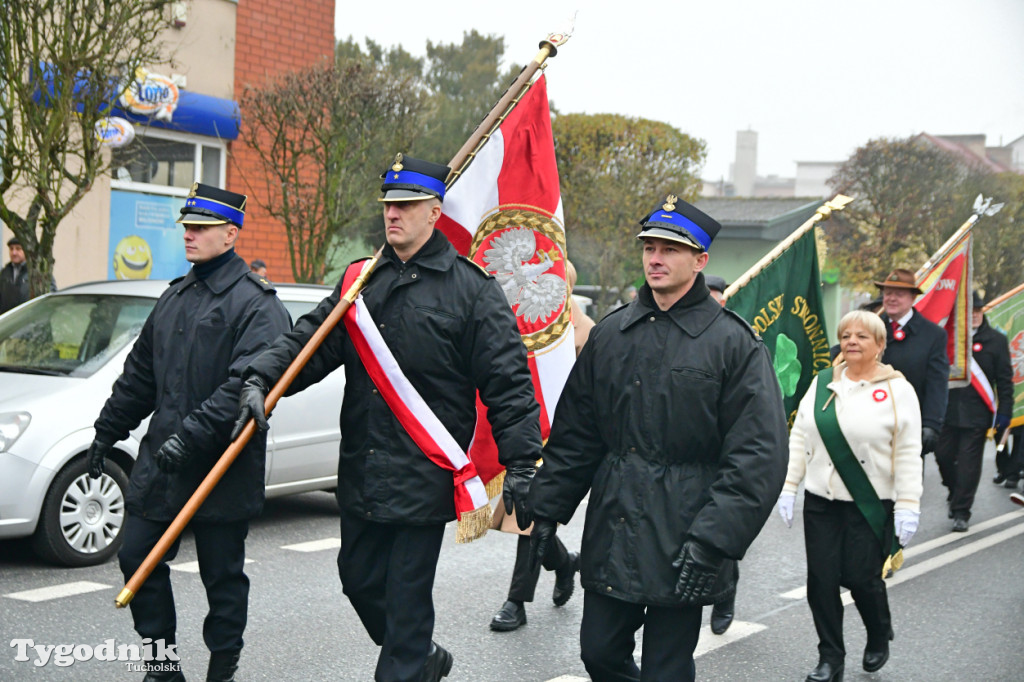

{"left": 340, "top": 262, "right": 491, "bottom": 535}
{"left": 813, "top": 367, "right": 903, "bottom": 575}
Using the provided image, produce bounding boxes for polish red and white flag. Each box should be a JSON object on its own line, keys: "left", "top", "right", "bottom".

{"left": 436, "top": 75, "right": 575, "bottom": 490}
{"left": 915, "top": 228, "right": 973, "bottom": 387}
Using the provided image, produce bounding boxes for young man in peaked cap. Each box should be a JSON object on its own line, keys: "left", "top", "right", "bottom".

{"left": 875, "top": 268, "right": 949, "bottom": 456}
{"left": 87, "top": 183, "right": 291, "bottom": 682}
{"left": 233, "top": 154, "right": 542, "bottom": 681}
{"left": 529, "top": 195, "right": 789, "bottom": 681}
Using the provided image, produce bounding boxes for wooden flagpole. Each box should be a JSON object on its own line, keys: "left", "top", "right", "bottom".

{"left": 981, "top": 281, "right": 1024, "bottom": 313}
{"left": 116, "top": 27, "right": 574, "bottom": 609}
{"left": 721, "top": 195, "right": 853, "bottom": 303}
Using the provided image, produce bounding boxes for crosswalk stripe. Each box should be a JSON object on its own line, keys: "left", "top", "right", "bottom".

{"left": 170, "top": 559, "right": 254, "bottom": 573}
{"left": 543, "top": 677, "right": 587, "bottom": 682}
{"left": 779, "top": 512, "right": 1024, "bottom": 601}
{"left": 694, "top": 620, "right": 768, "bottom": 657}
{"left": 4, "top": 581, "right": 109, "bottom": 602}
{"left": 281, "top": 537, "right": 340, "bottom": 552}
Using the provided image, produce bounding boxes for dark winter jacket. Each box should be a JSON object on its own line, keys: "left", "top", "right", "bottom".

{"left": 944, "top": 317, "right": 1013, "bottom": 428}
{"left": 94, "top": 253, "right": 291, "bottom": 522}
{"left": 880, "top": 309, "right": 949, "bottom": 432}
{"left": 530, "top": 274, "right": 789, "bottom": 606}
{"left": 245, "top": 230, "right": 541, "bottom": 524}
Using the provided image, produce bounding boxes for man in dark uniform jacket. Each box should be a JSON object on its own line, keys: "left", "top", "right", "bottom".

{"left": 233, "top": 154, "right": 541, "bottom": 682}
{"left": 87, "top": 184, "right": 291, "bottom": 682}
{"left": 528, "top": 195, "right": 789, "bottom": 682}
{"left": 875, "top": 269, "right": 949, "bottom": 455}
{"left": 935, "top": 291, "right": 1013, "bottom": 531}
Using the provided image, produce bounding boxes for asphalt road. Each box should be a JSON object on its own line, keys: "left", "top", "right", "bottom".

{"left": 3, "top": 443, "right": 1023, "bottom": 681}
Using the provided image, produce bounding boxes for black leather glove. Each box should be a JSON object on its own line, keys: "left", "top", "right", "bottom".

{"left": 153, "top": 434, "right": 190, "bottom": 474}
{"left": 994, "top": 414, "right": 1011, "bottom": 446}
{"left": 231, "top": 373, "right": 271, "bottom": 441}
{"left": 921, "top": 426, "right": 939, "bottom": 455}
{"left": 672, "top": 540, "right": 724, "bottom": 603}
{"left": 502, "top": 462, "right": 536, "bottom": 531}
{"left": 86, "top": 440, "right": 113, "bottom": 479}
{"left": 528, "top": 517, "right": 557, "bottom": 573}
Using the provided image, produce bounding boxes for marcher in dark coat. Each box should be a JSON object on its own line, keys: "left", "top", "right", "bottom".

{"left": 235, "top": 155, "right": 541, "bottom": 682}
{"left": 529, "top": 196, "right": 789, "bottom": 682}
{"left": 936, "top": 292, "right": 1013, "bottom": 531}
{"left": 87, "top": 184, "right": 290, "bottom": 682}
{"left": 875, "top": 268, "right": 949, "bottom": 454}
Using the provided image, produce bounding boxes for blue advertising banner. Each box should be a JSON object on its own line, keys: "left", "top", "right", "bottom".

{"left": 108, "top": 190, "right": 190, "bottom": 280}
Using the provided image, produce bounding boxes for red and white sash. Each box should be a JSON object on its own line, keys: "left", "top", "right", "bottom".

{"left": 969, "top": 357, "right": 995, "bottom": 413}
{"left": 340, "top": 262, "right": 489, "bottom": 520}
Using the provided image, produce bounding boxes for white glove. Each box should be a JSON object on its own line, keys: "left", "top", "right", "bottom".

{"left": 893, "top": 509, "right": 920, "bottom": 547}
{"left": 777, "top": 492, "right": 796, "bottom": 528}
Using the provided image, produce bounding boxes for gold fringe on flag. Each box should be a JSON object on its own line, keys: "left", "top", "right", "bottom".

{"left": 455, "top": 504, "right": 493, "bottom": 544}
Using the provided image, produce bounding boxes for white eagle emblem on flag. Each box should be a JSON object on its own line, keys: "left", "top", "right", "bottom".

{"left": 482, "top": 227, "right": 566, "bottom": 324}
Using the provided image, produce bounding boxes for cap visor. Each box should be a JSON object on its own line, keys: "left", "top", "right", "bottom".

{"left": 176, "top": 211, "right": 228, "bottom": 226}
{"left": 636, "top": 227, "right": 703, "bottom": 251}
{"left": 378, "top": 188, "right": 439, "bottom": 202}
{"left": 873, "top": 281, "right": 923, "bottom": 295}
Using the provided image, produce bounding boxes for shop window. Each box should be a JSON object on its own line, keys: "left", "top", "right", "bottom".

{"left": 111, "top": 130, "right": 225, "bottom": 195}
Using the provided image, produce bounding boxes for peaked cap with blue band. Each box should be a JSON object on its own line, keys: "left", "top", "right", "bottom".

{"left": 636, "top": 195, "right": 721, "bottom": 252}
{"left": 177, "top": 183, "right": 247, "bottom": 227}
{"left": 379, "top": 153, "right": 451, "bottom": 202}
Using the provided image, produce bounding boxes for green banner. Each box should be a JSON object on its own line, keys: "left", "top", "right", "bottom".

{"left": 726, "top": 227, "right": 831, "bottom": 427}
{"left": 985, "top": 285, "right": 1024, "bottom": 428}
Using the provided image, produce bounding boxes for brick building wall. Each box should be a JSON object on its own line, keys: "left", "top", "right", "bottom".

{"left": 229, "top": 0, "right": 335, "bottom": 282}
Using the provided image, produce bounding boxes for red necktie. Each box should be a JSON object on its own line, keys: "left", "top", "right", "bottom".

{"left": 890, "top": 319, "right": 899, "bottom": 335}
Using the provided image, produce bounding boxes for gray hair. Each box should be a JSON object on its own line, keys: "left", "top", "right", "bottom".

{"left": 837, "top": 309, "right": 887, "bottom": 353}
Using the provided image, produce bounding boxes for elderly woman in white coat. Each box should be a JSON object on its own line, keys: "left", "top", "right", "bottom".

{"left": 778, "top": 310, "right": 923, "bottom": 682}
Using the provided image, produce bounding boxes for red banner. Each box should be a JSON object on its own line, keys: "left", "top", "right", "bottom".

{"left": 915, "top": 230, "right": 972, "bottom": 386}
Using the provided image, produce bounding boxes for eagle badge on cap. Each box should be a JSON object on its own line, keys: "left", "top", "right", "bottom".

{"left": 662, "top": 194, "right": 677, "bottom": 211}
{"left": 391, "top": 153, "right": 404, "bottom": 172}
{"left": 187, "top": 183, "right": 199, "bottom": 199}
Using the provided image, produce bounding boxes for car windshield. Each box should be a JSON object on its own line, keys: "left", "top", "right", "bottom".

{"left": 0, "top": 294, "right": 155, "bottom": 377}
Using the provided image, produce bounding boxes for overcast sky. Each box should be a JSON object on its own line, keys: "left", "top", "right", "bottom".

{"left": 335, "top": 0, "right": 1024, "bottom": 182}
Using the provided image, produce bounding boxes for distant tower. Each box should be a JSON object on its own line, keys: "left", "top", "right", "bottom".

{"left": 733, "top": 130, "right": 757, "bottom": 197}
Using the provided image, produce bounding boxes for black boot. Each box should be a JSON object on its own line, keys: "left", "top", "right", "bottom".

{"left": 552, "top": 551, "right": 580, "bottom": 607}
{"left": 206, "top": 650, "right": 240, "bottom": 682}
{"left": 421, "top": 641, "right": 453, "bottom": 681}
{"left": 805, "top": 660, "right": 843, "bottom": 682}
{"left": 490, "top": 600, "right": 527, "bottom": 631}
{"left": 710, "top": 594, "right": 735, "bottom": 635}
{"left": 863, "top": 629, "right": 893, "bottom": 672}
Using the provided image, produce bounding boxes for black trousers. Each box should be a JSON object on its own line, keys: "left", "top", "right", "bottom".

{"left": 803, "top": 493, "right": 893, "bottom": 665}
{"left": 935, "top": 424, "right": 988, "bottom": 519}
{"left": 996, "top": 426, "right": 1024, "bottom": 482}
{"left": 579, "top": 589, "right": 702, "bottom": 682}
{"left": 337, "top": 512, "right": 446, "bottom": 682}
{"left": 118, "top": 514, "right": 250, "bottom": 653}
{"left": 507, "top": 534, "right": 570, "bottom": 602}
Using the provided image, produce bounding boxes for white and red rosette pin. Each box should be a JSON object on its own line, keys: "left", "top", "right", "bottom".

{"left": 872, "top": 389, "right": 888, "bottom": 402}
{"left": 893, "top": 329, "right": 906, "bottom": 341}
{"left": 973, "top": 342, "right": 982, "bottom": 352}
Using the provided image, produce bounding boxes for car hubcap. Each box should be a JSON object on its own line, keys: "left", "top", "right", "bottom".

{"left": 60, "top": 473, "right": 125, "bottom": 554}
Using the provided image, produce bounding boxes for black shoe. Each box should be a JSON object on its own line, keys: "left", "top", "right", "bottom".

{"left": 489, "top": 600, "right": 527, "bottom": 631}
{"left": 1004, "top": 478, "right": 1019, "bottom": 489}
{"left": 710, "top": 596, "right": 735, "bottom": 635}
{"left": 994, "top": 472, "right": 1007, "bottom": 484}
{"left": 952, "top": 517, "right": 969, "bottom": 532}
{"left": 863, "top": 630, "right": 893, "bottom": 672}
{"left": 422, "top": 642, "right": 453, "bottom": 681}
{"left": 206, "top": 650, "right": 240, "bottom": 682}
{"left": 553, "top": 551, "right": 580, "bottom": 607}
{"left": 805, "top": 660, "right": 843, "bottom": 682}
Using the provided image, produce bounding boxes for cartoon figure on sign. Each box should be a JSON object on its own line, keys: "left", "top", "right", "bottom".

{"left": 112, "top": 235, "right": 153, "bottom": 280}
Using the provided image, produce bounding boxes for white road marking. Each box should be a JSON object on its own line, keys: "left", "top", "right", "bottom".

{"left": 169, "top": 559, "right": 254, "bottom": 573}
{"left": 4, "top": 581, "right": 109, "bottom": 603}
{"left": 281, "top": 537, "right": 340, "bottom": 552}
{"left": 544, "top": 677, "right": 587, "bottom": 682}
{"left": 780, "top": 511, "right": 1024, "bottom": 601}
{"left": 694, "top": 621, "right": 768, "bottom": 657}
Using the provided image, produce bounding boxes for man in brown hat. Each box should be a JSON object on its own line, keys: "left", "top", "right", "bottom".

{"left": 874, "top": 268, "right": 949, "bottom": 455}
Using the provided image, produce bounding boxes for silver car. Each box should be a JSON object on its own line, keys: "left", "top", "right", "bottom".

{"left": 0, "top": 279, "right": 342, "bottom": 566}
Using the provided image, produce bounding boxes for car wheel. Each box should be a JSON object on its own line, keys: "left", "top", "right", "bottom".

{"left": 31, "top": 456, "right": 129, "bottom": 567}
